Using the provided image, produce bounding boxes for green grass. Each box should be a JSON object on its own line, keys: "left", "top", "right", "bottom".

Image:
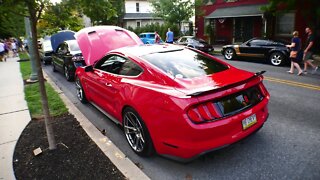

{"left": 20, "top": 61, "right": 68, "bottom": 118}
{"left": 19, "top": 58, "right": 32, "bottom": 80}
{"left": 19, "top": 52, "right": 29, "bottom": 60}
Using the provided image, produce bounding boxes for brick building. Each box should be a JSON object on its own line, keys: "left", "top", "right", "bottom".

{"left": 196, "top": 0, "right": 320, "bottom": 47}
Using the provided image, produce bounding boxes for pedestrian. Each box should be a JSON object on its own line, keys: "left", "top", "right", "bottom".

{"left": 11, "top": 39, "right": 18, "bottom": 57}
{"left": 303, "top": 27, "right": 318, "bottom": 74}
{"left": 0, "top": 40, "right": 5, "bottom": 62}
{"left": 154, "top": 31, "right": 161, "bottom": 44}
{"left": 166, "top": 28, "right": 174, "bottom": 44}
{"left": 286, "top": 31, "right": 303, "bottom": 76}
{"left": 5, "top": 39, "right": 12, "bottom": 58}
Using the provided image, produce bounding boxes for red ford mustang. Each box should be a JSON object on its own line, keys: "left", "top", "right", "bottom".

{"left": 75, "top": 26, "right": 270, "bottom": 161}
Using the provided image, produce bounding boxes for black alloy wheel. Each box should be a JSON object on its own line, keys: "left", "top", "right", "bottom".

{"left": 52, "top": 61, "right": 57, "bottom": 72}
{"left": 75, "top": 77, "right": 87, "bottom": 103}
{"left": 123, "top": 107, "right": 154, "bottom": 157}
{"left": 64, "top": 65, "right": 73, "bottom": 81}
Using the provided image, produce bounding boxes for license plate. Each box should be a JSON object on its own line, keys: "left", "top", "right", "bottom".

{"left": 242, "top": 114, "right": 257, "bottom": 130}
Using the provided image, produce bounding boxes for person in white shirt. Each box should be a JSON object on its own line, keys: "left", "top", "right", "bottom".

{"left": 0, "top": 40, "right": 5, "bottom": 62}
{"left": 11, "top": 39, "right": 18, "bottom": 57}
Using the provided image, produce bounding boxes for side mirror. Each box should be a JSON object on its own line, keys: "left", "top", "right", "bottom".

{"left": 84, "top": 65, "right": 93, "bottom": 72}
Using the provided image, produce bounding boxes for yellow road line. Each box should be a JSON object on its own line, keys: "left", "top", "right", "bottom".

{"left": 264, "top": 76, "right": 320, "bottom": 91}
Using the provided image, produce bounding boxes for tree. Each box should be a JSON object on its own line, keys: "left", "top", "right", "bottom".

{"left": 73, "top": 0, "right": 117, "bottom": 25}
{"left": 1, "top": 0, "right": 57, "bottom": 150}
{"left": 37, "top": 0, "right": 83, "bottom": 36}
{"left": 0, "top": 4, "right": 26, "bottom": 38}
{"left": 150, "top": 0, "right": 195, "bottom": 35}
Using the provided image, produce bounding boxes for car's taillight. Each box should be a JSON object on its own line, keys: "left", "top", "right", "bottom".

{"left": 187, "top": 102, "right": 222, "bottom": 123}
{"left": 258, "top": 83, "right": 268, "bottom": 97}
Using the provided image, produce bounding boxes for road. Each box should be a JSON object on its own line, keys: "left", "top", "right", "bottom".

{"left": 42, "top": 55, "right": 320, "bottom": 180}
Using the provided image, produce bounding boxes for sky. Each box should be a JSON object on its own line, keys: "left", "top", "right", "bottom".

{"left": 50, "top": 0, "right": 61, "bottom": 4}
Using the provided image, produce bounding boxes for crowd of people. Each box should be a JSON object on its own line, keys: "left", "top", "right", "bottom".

{"left": 0, "top": 38, "right": 22, "bottom": 62}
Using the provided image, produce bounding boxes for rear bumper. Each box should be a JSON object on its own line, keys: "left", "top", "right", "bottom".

{"left": 153, "top": 98, "right": 269, "bottom": 161}
{"left": 161, "top": 114, "right": 267, "bottom": 163}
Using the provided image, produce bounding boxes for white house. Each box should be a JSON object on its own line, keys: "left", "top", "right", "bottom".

{"left": 123, "top": 0, "right": 164, "bottom": 29}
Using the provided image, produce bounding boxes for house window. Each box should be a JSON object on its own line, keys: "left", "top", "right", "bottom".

{"left": 276, "top": 13, "right": 295, "bottom": 36}
{"left": 137, "top": 21, "right": 141, "bottom": 28}
{"left": 136, "top": 3, "right": 139, "bottom": 12}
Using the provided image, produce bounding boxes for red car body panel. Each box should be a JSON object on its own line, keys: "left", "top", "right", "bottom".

{"left": 75, "top": 26, "right": 143, "bottom": 66}
{"left": 75, "top": 27, "right": 270, "bottom": 160}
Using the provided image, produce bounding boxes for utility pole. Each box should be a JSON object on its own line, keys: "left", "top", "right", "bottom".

{"left": 24, "top": 17, "right": 38, "bottom": 82}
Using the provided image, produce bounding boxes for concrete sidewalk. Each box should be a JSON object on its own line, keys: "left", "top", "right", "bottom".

{"left": 0, "top": 57, "right": 31, "bottom": 180}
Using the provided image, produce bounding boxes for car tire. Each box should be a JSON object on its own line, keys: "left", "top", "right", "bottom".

{"left": 52, "top": 62, "right": 57, "bottom": 72}
{"left": 123, "top": 107, "right": 155, "bottom": 157}
{"left": 269, "top": 52, "right": 285, "bottom": 66}
{"left": 64, "top": 65, "right": 73, "bottom": 81}
{"left": 75, "top": 76, "right": 88, "bottom": 104}
{"left": 224, "top": 48, "right": 235, "bottom": 60}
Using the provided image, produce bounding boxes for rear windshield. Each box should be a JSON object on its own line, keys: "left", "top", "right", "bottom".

{"left": 141, "top": 49, "right": 228, "bottom": 79}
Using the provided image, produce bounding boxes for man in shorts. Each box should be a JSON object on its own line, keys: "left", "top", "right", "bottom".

{"left": 303, "top": 27, "right": 318, "bottom": 74}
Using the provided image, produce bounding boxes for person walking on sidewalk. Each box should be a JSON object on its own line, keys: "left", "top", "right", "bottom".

{"left": 286, "top": 31, "right": 303, "bottom": 76}
{"left": 166, "top": 28, "right": 174, "bottom": 44}
{"left": 0, "top": 40, "right": 5, "bottom": 62}
{"left": 303, "top": 27, "right": 318, "bottom": 74}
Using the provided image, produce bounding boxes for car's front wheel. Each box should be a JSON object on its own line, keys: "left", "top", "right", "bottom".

{"left": 75, "top": 77, "right": 87, "bottom": 103}
{"left": 269, "top": 52, "right": 285, "bottom": 66}
{"left": 123, "top": 107, "right": 154, "bottom": 157}
{"left": 64, "top": 65, "right": 73, "bottom": 81}
{"left": 52, "top": 61, "right": 57, "bottom": 72}
{"left": 224, "top": 48, "right": 235, "bottom": 60}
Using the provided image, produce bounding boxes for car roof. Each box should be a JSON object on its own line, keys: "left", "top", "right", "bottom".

{"left": 140, "top": 32, "right": 155, "bottom": 35}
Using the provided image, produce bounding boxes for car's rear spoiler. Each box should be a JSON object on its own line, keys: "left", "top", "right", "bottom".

{"left": 186, "top": 71, "right": 266, "bottom": 96}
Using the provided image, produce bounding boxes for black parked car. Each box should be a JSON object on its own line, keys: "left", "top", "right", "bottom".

{"left": 176, "top": 36, "right": 214, "bottom": 53}
{"left": 52, "top": 40, "right": 85, "bottom": 81}
{"left": 222, "top": 38, "right": 290, "bottom": 66}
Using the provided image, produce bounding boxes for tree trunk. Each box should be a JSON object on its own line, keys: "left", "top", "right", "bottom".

{"left": 27, "top": 2, "right": 57, "bottom": 150}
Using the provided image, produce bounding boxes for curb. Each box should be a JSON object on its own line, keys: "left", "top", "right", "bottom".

{"left": 43, "top": 71, "right": 150, "bottom": 180}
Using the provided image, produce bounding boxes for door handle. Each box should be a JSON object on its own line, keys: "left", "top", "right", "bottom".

{"left": 105, "top": 83, "right": 112, "bottom": 87}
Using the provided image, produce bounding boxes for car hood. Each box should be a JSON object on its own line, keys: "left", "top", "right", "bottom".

{"left": 174, "top": 67, "right": 256, "bottom": 96}
{"left": 75, "top": 26, "right": 143, "bottom": 66}
{"left": 50, "top": 30, "right": 75, "bottom": 52}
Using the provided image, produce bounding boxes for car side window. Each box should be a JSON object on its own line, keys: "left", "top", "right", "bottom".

{"left": 57, "top": 43, "right": 68, "bottom": 54}
{"left": 118, "top": 58, "right": 143, "bottom": 76}
{"left": 95, "top": 55, "right": 142, "bottom": 76}
{"left": 249, "top": 40, "right": 268, "bottom": 46}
